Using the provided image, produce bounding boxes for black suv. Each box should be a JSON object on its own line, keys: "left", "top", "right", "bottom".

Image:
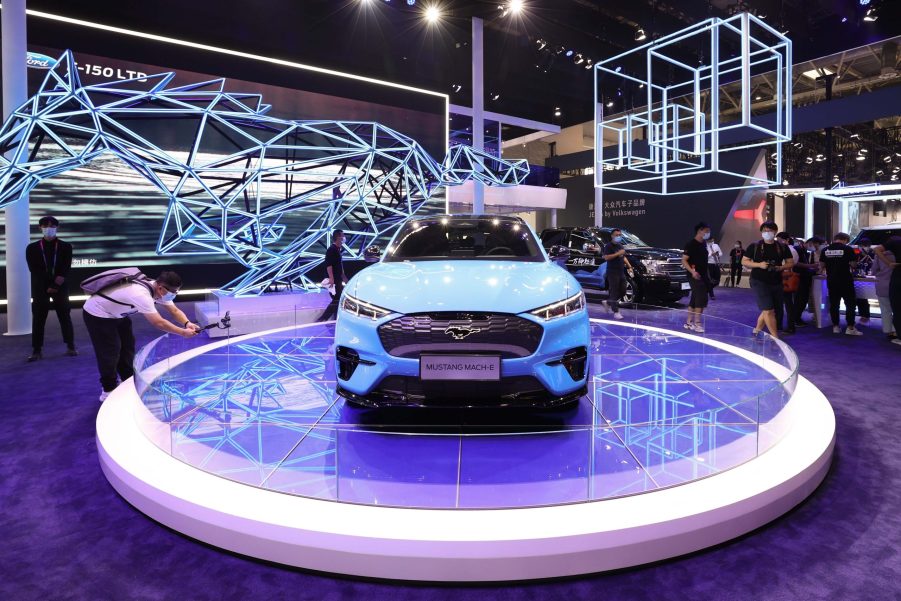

{"left": 539, "top": 227, "right": 689, "bottom": 304}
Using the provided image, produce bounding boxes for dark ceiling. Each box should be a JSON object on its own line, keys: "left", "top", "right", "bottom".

{"left": 26, "top": 0, "right": 901, "bottom": 128}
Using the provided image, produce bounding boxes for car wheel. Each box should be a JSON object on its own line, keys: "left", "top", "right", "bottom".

{"left": 623, "top": 275, "right": 642, "bottom": 304}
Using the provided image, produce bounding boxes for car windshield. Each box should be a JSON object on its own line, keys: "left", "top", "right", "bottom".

{"left": 593, "top": 228, "right": 650, "bottom": 247}
{"left": 385, "top": 217, "right": 545, "bottom": 262}
{"left": 852, "top": 227, "right": 900, "bottom": 246}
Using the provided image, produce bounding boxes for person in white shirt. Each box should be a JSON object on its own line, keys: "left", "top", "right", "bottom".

{"left": 706, "top": 236, "right": 723, "bottom": 299}
{"left": 82, "top": 271, "right": 200, "bottom": 402}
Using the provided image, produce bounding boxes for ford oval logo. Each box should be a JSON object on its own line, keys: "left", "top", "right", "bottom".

{"left": 26, "top": 52, "right": 58, "bottom": 70}
{"left": 445, "top": 325, "right": 481, "bottom": 340}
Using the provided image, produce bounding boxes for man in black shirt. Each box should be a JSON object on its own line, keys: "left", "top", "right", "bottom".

{"left": 681, "top": 222, "right": 711, "bottom": 333}
{"left": 602, "top": 228, "right": 632, "bottom": 320}
{"left": 317, "top": 229, "right": 348, "bottom": 322}
{"left": 820, "top": 232, "right": 862, "bottom": 336}
{"left": 742, "top": 221, "right": 794, "bottom": 339}
{"left": 793, "top": 236, "right": 822, "bottom": 326}
{"left": 24, "top": 216, "right": 76, "bottom": 362}
{"left": 874, "top": 235, "right": 901, "bottom": 346}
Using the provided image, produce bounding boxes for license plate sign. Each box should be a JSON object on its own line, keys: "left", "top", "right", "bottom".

{"left": 420, "top": 355, "right": 500, "bottom": 381}
{"left": 681, "top": 282, "right": 691, "bottom": 290}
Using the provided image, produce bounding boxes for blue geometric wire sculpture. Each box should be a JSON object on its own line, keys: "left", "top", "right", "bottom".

{"left": 594, "top": 12, "right": 791, "bottom": 195}
{"left": 0, "top": 51, "right": 529, "bottom": 296}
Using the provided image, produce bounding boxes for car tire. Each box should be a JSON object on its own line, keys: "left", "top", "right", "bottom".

{"left": 623, "top": 275, "right": 642, "bottom": 304}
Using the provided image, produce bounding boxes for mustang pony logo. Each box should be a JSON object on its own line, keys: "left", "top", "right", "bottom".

{"left": 444, "top": 325, "right": 482, "bottom": 340}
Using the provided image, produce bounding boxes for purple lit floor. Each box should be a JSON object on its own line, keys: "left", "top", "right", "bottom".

{"left": 3, "top": 288, "right": 901, "bottom": 599}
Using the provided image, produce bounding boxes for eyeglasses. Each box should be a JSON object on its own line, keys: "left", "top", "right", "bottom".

{"left": 161, "top": 285, "right": 180, "bottom": 294}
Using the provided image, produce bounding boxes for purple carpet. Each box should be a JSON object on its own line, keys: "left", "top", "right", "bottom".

{"left": 2, "top": 286, "right": 900, "bottom": 600}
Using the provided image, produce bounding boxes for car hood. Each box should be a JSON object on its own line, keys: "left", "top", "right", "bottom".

{"left": 347, "top": 260, "right": 580, "bottom": 314}
{"left": 625, "top": 246, "right": 682, "bottom": 260}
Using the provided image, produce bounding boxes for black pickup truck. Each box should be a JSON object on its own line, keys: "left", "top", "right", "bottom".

{"left": 539, "top": 226, "right": 690, "bottom": 304}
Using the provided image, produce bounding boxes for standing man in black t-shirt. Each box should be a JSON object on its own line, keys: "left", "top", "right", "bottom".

{"left": 793, "top": 237, "right": 821, "bottom": 326}
{"left": 681, "top": 222, "right": 712, "bottom": 333}
{"left": 741, "top": 221, "right": 794, "bottom": 339}
{"left": 820, "top": 232, "right": 862, "bottom": 336}
{"left": 317, "top": 229, "right": 347, "bottom": 322}
{"left": 874, "top": 235, "right": 901, "bottom": 347}
{"left": 728, "top": 241, "right": 744, "bottom": 287}
{"left": 24, "top": 216, "right": 77, "bottom": 362}
{"left": 602, "top": 228, "right": 632, "bottom": 320}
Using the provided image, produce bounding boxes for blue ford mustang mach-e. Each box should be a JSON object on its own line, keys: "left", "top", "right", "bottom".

{"left": 334, "top": 215, "right": 590, "bottom": 408}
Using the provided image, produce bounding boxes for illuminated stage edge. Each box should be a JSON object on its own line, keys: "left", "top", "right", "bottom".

{"left": 97, "top": 321, "right": 835, "bottom": 582}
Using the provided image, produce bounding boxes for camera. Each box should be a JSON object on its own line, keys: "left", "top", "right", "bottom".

{"left": 765, "top": 260, "right": 780, "bottom": 272}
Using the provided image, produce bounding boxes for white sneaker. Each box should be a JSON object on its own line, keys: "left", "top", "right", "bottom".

{"left": 891, "top": 338, "right": 901, "bottom": 346}
{"left": 99, "top": 390, "right": 110, "bottom": 403}
{"left": 832, "top": 326, "right": 841, "bottom": 334}
{"left": 845, "top": 327, "right": 863, "bottom": 336}
{"left": 613, "top": 312, "right": 624, "bottom": 320}
{"left": 684, "top": 322, "right": 696, "bottom": 331}
{"left": 693, "top": 324, "right": 705, "bottom": 333}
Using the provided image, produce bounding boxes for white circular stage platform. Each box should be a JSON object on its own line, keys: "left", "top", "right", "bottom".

{"left": 97, "top": 319, "right": 835, "bottom": 581}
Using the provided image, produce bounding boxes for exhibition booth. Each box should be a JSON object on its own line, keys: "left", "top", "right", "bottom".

{"left": 15, "top": 0, "right": 901, "bottom": 589}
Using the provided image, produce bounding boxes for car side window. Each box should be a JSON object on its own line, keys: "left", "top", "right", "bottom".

{"left": 569, "top": 232, "right": 594, "bottom": 252}
{"left": 540, "top": 230, "right": 567, "bottom": 247}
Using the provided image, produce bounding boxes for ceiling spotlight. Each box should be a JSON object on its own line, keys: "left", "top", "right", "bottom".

{"left": 877, "top": 169, "right": 885, "bottom": 176}
{"left": 864, "top": 8, "right": 878, "bottom": 21}
{"left": 536, "top": 38, "right": 547, "bottom": 50}
{"left": 833, "top": 174, "right": 840, "bottom": 182}
{"left": 850, "top": 133, "right": 860, "bottom": 138}
{"left": 856, "top": 154, "right": 867, "bottom": 161}
{"left": 884, "top": 155, "right": 893, "bottom": 162}
{"left": 606, "top": 100, "right": 614, "bottom": 108}
{"left": 424, "top": 5, "right": 441, "bottom": 23}
{"left": 584, "top": 60, "right": 593, "bottom": 69}
{"left": 635, "top": 27, "right": 647, "bottom": 42}
{"left": 451, "top": 83, "right": 462, "bottom": 92}
{"left": 755, "top": 95, "right": 762, "bottom": 101}
{"left": 860, "top": 148, "right": 869, "bottom": 153}
{"left": 638, "top": 83, "right": 645, "bottom": 89}
{"left": 894, "top": 167, "right": 900, "bottom": 173}
{"left": 841, "top": 16, "right": 848, "bottom": 23}
{"left": 574, "top": 53, "right": 584, "bottom": 65}
{"left": 859, "top": 0, "right": 870, "bottom": 6}
{"left": 508, "top": 0, "right": 524, "bottom": 14}
{"left": 805, "top": 156, "right": 814, "bottom": 164}
{"left": 815, "top": 154, "right": 825, "bottom": 162}
{"left": 490, "top": 93, "right": 500, "bottom": 101}
{"left": 782, "top": 179, "right": 789, "bottom": 186}
{"left": 565, "top": 49, "right": 574, "bottom": 57}
{"left": 554, "top": 107, "right": 561, "bottom": 117}
{"left": 407, "top": 0, "right": 417, "bottom": 5}
{"left": 893, "top": 175, "right": 899, "bottom": 181}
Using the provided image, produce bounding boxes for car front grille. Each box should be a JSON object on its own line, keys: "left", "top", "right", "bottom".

{"left": 377, "top": 312, "right": 543, "bottom": 358}
{"left": 656, "top": 257, "right": 689, "bottom": 281}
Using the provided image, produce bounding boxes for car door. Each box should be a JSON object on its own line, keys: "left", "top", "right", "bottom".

{"left": 568, "top": 230, "right": 606, "bottom": 290}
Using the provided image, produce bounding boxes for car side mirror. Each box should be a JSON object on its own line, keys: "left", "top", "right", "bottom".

{"left": 364, "top": 245, "right": 383, "bottom": 263}
{"left": 548, "top": 244, "right": 570, "bottom": 266}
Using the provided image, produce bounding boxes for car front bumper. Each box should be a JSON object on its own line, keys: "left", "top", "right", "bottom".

{"left": 334, "top": 309, "right": 590, "bottom": 407}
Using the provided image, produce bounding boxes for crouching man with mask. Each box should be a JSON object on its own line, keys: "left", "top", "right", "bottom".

{"left": 82, "top": 270, "right": 200, "bottom": 402}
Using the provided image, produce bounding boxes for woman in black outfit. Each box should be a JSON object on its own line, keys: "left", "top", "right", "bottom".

{"left": 729, "top": 241, "right": 744, "bottom": 287}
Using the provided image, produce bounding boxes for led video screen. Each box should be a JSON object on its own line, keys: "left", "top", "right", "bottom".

{"left": 0, "top": 18, "right": 447, "bottom": 298}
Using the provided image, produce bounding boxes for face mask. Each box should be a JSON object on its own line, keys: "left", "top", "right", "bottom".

{"left": 42, "top": 227, "right": 57, "bottom": 238}
{"left": 702, "top": 232, "right": 711, "bottom": 240}
{"left": 761, "top": 231, "right": 775, "bottom": 242}
{"left": 613, "top": 236, "right": 623, "bottom": 243}
{"left": 160, "top": 290, "right": 177, "bottom": 302}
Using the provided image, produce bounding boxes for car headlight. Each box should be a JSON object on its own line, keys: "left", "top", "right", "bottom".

{"left": 340, "top": 294, "right": 393, "bottom": 320}
{"left": 643, "top": 259, "right": 666, "bottom": 275}
{"left": 528, "top": 291, "right": 585, "bottom": 320}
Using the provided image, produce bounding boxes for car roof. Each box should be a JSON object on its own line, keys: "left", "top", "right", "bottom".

{"left": 411, "top": 214, "right": 525, "bottom": 223}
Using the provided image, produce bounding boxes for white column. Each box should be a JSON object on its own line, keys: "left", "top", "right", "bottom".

{"left": 471, "top": 17, "right": 485, "bottom": 215}
{"left": 804, "top": 192, "right": 814, "bottom": 240}
{"left": 550, "top": 208, "right": 557, "bottom": 228}
{"left": 3, "top": 0, "right": 31, "bottom": 336}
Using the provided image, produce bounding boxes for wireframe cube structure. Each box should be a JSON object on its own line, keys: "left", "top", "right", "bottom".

{"left": 595, "top": 12, "right": 791, "bottom": 195}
